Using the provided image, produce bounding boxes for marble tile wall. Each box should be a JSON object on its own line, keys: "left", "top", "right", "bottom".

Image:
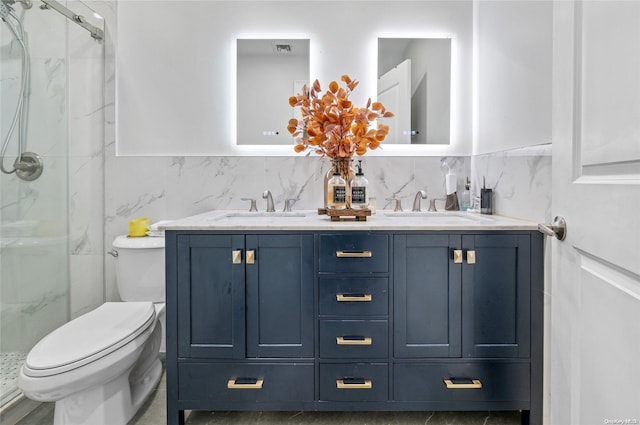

{"left": 470, "top": 144, "right": 552, "bottom": 223}
{"left": 103, "top": 155, "right": 470, "bottom": 300}
{"left": 67, "top": 1, "right": 112, "bottom": 319}
{"left": 0, "top": 4, "right": 69, "bottom": 351}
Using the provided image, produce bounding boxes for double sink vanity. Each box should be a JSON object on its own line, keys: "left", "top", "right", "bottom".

{"left": 163, "top": 210, "right": 544, "bottom": 425}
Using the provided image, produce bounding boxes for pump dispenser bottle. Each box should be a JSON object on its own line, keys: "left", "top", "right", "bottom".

{"left": 327, "top": 164, "right": 347, "bottom": 210}
{"left": 351, "top": 160, "right": 369, "bottom": 209}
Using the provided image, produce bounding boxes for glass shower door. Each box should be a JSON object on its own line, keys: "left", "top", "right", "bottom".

{"left": 0, "top": 5, "right": 69, "bottom": 407}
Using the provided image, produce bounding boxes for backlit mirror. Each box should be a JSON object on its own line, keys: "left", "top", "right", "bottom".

{"left": 237, "top": 39, "right": 309, "bottom": 145}
{"left": 378, "top": 38, "right": 451, "bottom": 145}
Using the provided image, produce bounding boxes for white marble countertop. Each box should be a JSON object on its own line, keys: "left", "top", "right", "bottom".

{"left": 160, "top": 209, "right": 539, "bottom": 231}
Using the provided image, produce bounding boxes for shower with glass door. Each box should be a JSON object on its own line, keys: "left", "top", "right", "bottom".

{"left": 0, "top": 0, "right": 103, "bottom": 410}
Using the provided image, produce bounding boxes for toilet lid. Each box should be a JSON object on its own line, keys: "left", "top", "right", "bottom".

{"left": 24, "top": 302, "right": 156, "bottom": 377}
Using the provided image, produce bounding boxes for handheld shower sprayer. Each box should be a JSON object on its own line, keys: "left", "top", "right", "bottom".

{"left": 1, "top": 0, "right": 43, "bottom": 181}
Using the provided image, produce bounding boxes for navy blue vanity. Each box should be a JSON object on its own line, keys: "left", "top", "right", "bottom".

{"left": 163, "top": 212, "right": 544, "bottom": 425}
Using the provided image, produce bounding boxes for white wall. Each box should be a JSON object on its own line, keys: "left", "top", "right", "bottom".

{"left": 474, "top": 0, "right": 552, "bottom": 155}
{"left": 116, "top": 0, "right": 473, "bottom": 156}
{"left": 237, "top": 53, "right": 306, "bottom": 145}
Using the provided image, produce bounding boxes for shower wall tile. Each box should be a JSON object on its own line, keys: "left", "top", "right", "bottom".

{"left": 0, "top": 236, "right": 68, "bottom": 351}
{"left": 69, "top": 155, "right": 103, "bottom": 255}
{"left": 25, "top": 5, "right": 66, "bottom": 61}
{"left": 28, "top": 59, "right": 67, "bottom": 157}
{"left": 66, "top": 0, "right": 112, "bottom": 316}
{"left": 70, "top": 255, "right": 104, "bottom": 319}
{"left": 69, "top": 58, "right": 106, "bottom": 157}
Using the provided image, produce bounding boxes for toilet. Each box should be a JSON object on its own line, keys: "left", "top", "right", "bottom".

{"left": 18, "top": 235, "right": 165, "bottom": 425}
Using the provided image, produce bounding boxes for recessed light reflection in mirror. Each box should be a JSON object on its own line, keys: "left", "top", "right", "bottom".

{"left": 378, "top": 38, "right": 451, "bottom": 145}
{"left": 236, "top": 38, "right": 309, "bottom": 146}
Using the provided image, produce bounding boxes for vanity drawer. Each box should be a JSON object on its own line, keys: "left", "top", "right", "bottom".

{"left": 393, "top": 362, "right": 530, "bottom": 403}
{"left": 319, "top": 363, "right": 388, "bottom": 402}
{"left": 178, "top": 362, "right": 314, "bottom": 402}
{"left": 319, "top": 277, "right": 388, "bottom": 316}
{"left": 319, "top": 233, "right": 388, "bottom": 273}
{"left": 320, "top": 320, "right": 389, "bottom": 358}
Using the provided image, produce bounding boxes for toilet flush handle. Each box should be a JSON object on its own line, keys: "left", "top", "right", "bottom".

{"left": 107, "top": 249, "right": 118, "bottom": 258}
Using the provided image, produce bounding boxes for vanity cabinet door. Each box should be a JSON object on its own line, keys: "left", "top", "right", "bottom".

{"left": 177, "top": 234, "right": 246, "bottom": 359}
{"left": 462, "top": 234, "right": 531, "bottom": 358}
{"left": 245, "top": 234, "right": 314, "bottom": 358}
{"left": 393, "top": 234, "right": 462, "bottom": 358}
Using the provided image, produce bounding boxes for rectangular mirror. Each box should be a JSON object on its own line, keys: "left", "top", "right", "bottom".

{"left": 378, "top": 38, "right": 452, "bottom": 145}
{"left": 237, "top": 38, "right": 309, "bottom": 145}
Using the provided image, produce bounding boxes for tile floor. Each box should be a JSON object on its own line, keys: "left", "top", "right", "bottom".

{"left": 15, "top": 365, "right": 522, "bottom": 425}
{"left": 1, "top": 352, "right": 26, "bottom": 406}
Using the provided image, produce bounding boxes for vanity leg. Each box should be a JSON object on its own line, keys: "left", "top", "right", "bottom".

{"left": 167, "top": 405, "right": 184, "bottom": 425}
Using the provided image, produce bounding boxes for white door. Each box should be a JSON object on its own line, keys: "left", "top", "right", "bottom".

{"left": 378, "top": 59, "right": 411, "bottom": 144}
{"left": 552, "top": 1, "right": 640, "bottom": 424}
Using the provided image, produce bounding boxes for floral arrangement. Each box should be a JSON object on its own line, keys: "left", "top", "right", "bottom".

{"left": 287, "top": 75, "right": 394, "bottom": 158}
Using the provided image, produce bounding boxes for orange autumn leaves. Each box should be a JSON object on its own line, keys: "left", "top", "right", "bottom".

{"left": 288, "top": 75, "right": 394, "bottom": 158}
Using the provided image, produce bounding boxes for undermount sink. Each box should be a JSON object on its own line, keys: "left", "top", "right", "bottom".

{"left": 209, "top": 211, "right": 307, "bottom": 221}
{"left": 382, "top": 211, "right": 491, "bottom": 222}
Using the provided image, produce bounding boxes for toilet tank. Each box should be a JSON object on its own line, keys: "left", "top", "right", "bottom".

{"left": 112, "top": 236, "right": 165, "bottom": 302}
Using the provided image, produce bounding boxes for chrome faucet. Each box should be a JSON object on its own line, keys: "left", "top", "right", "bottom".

{"left": 283, "top": 198, "right": 297, "bottom": 212}
{"left": 412, "top": 190, "right": 428, "bottom": 212}
{"left": 386, "top": 197, "right": 403, "bottom": 212}
{"left": 428, "top": 198, "right": 446, "bottom": 212}
{"left": 262, "top": 190, "right": 275, "bottom": 212}
{"left": 240, "top": 197, "right": 258, "bottom": 212}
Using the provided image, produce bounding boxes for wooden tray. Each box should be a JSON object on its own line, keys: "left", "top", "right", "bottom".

{"left": 318, "top": 208, "right": 372, "bottom": 222}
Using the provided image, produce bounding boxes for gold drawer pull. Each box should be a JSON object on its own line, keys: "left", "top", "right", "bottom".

{"left": 227, "top": 378, "right": 264, "bottom": 389}
{"left": 444, "top": 379, "right": 482, "bottom": 389}
{"left": 466, "top": 250, "right": 476, "bottom": 264}
{"left": 336, "top": 378, "right": 372, "bottom": 389}
{"left": 336, "top": 293, "right": 372, "bottom": 302}
{"left": 246, "top": 250, "right": 255, "bottom": 265}
{"left": 232, "top": 250, "right": 242, "bottom": 264}
{"left": 336, "top": 250, "right": 372, "bottom": 258}
{"left": 336, "top": 336, "right": 372, "bottom": 345}
{"left": 453, "top": 249, "right": 463, "bottom": 264}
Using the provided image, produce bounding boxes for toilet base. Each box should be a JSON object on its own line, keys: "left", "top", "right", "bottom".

{"left": 50, "top": 324, "right": 163, "bottom": 425}
{"left": 52, "top": 358, "right": 162, "bottom": 425}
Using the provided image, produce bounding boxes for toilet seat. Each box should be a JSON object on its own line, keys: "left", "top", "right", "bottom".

{"left": 23, "top": 302, "right": 156, "bottom": 378}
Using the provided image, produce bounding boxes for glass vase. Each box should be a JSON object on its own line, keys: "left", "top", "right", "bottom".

{"left": 324, "top": 158, "right": 355, "bottom": 209}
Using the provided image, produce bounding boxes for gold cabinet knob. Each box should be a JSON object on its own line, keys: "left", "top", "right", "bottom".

{"left": 466, "top": 250, "right": 476, "bottom": 264}
{"left": 453, "top": 249, "right": 463, "bottom": 264}
{"left": 232, "top": 250, "right": 242, "bottom": 264}
{"left": 246, "top": 250, "right": 255, "bottom": 264}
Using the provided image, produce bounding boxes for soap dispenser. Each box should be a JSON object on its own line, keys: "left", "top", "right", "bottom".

{"left": 351, "top": 160, "right": 369, "bottom": 209}
{"left": 327, "top": 164, "right": 347, "bottom": 210}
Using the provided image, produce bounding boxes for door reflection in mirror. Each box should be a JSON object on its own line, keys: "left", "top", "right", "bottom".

{"left": 237, "top": 39, "right": 309, "bottom": 145}
{"left": 378, "top": 38, "right": 451, "bottom": 145}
